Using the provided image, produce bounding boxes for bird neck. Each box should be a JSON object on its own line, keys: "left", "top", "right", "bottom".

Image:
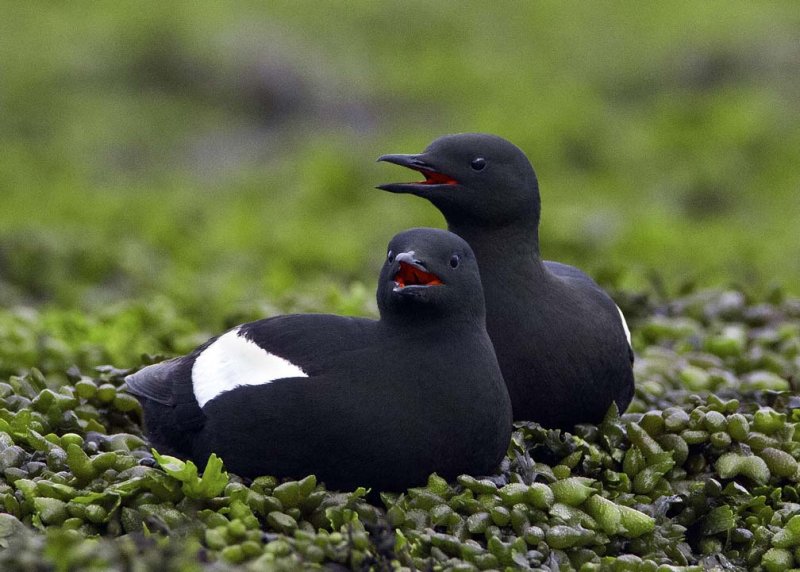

{"left": 449, "top": 220, "right": 543, "bottom": 268}
{"left": 379, "top": 312, "right": 484, "bottom": 337}
{"left": 447, "top": 221, "right": 549, "bottom": 289}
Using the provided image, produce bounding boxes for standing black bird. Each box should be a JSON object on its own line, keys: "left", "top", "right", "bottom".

{"left": 124, "top": 228, "right": 512, "bottom": 491}
{"left": 377, "top": 134, "right": 634, "bottom": 429}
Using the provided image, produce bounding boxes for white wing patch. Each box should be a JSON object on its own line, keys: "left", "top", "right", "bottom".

{"left": 192, "top": 328, "right": 308, "bottom": 408}
{"left": 616, "top": 305, "right": 632, "bottom": 347}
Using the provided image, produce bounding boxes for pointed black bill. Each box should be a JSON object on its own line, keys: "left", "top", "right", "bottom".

{"left": 377, "top": 153, "right": 459, "bottom": 193}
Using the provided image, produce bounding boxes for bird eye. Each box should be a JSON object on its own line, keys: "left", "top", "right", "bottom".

{"left": 387, "top": 250, "right": 394, "bottom": 263}
{"left": 470, "top": 157, "right": 486, "bottom": 171}
{"left": 449, "top": 254, "right": 460, "bottom": 269}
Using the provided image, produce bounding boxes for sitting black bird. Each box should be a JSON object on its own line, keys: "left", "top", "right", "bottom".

{"left": 124, "top": 227, "right": 512, "bottom": 491}
{"left": 378, "top": 134, "right": 634, "bottom": 429}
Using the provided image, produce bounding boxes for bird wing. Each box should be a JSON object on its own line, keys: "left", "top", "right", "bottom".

{"left": 544, "top": 261, "right": 605, "bottom": 293}
{"left": 237, "top": 314, "right": 375, "bottom": 374}
{"left": 125, "top": 315, "right": 374, "bottom": 412}
{"left": 545, "top": 260, "right": 633, "bottom": 357}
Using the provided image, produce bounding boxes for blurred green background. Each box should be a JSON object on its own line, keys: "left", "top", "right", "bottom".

{"left": 2, "top": 1, "right": 799, "bottom": 327}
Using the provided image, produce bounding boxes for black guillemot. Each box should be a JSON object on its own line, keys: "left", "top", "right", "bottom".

{"left": 124, "top": 227, "right": 512, "bottom": 491}
{"left": 378, "top": 134, "right": 634, "bottom": 429}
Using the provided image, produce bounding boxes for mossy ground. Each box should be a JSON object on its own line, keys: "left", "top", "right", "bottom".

{"left": 1, "top": 287, "right": 799, "bottom": 571}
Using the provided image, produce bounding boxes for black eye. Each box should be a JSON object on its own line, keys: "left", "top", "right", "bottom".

{"left": 449, "top": 254, "right": 460, "bottom": 268}
{"left": 387, "top": 250, "right": 394, "bottom": 263}
{"left": 470, "top": 157, "right": 486, "bottom": 171}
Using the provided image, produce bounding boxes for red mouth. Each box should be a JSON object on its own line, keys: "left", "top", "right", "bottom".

{"left": 416, "top": 168, "right": 459, "bottom": 186}
{"left": 394, "top": 261, "right": 443, "bottom": 288}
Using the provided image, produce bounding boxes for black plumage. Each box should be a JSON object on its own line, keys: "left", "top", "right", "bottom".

{"left": 378, "top": 134, "right": 634, "bottom": 429}
{"left": 124, "top": 228, "right": 512, "bottom": 491}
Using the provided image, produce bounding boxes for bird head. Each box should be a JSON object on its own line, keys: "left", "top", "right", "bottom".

{"left": 376, "top": 227, "right": 484, "bottom": 323}
{"left": 377, "top": 133, "right": 541, "bottom": 230}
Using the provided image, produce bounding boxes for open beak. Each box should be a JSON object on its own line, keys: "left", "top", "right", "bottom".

{"left": 392, "top": 252, "right": 443, "bottom": 291}
{"left": 377, "top": 154, "right": 459, "bottom": 194}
